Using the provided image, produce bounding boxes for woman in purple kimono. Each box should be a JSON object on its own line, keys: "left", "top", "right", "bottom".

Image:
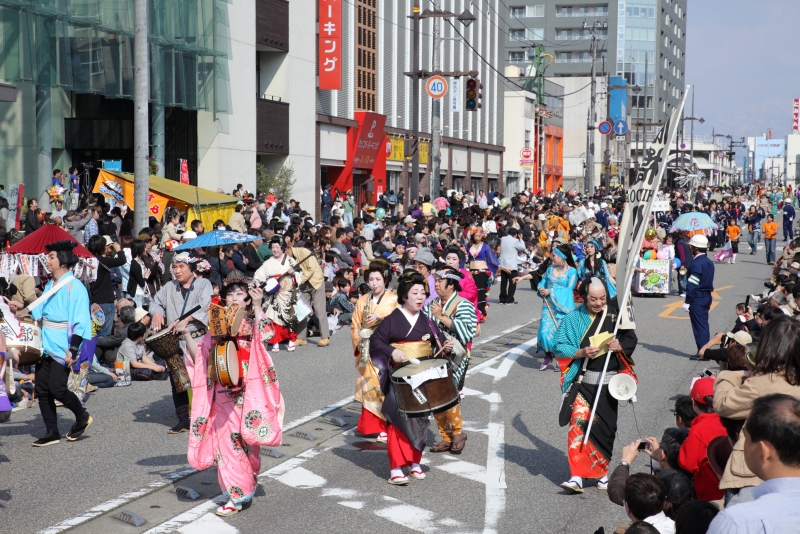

{"left": 369, "top": 270, "right": 453, "bottom": 485}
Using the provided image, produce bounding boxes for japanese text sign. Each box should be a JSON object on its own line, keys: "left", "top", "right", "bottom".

{"left": 352, "top": 112, "right": 386, "bottom": 169}
{"left": 794, "top": 98, "right": 799, "bottom": 132}
{"left": 318, "top": 0, "right": 342, "bottom": 90}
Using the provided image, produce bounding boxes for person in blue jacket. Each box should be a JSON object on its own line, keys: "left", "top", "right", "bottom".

{"left": 782, "top": 202, "right": 795, "bottom": 242}
{"left": 685, "top": 235, "right": 715, "bottom": 360}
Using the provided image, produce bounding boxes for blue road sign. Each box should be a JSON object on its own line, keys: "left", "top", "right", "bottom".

{"left": 613, "top": 120, "right": 628, "bottom": 135}
{"left": 598, "top": 121, "right": 613, "bottom": 135}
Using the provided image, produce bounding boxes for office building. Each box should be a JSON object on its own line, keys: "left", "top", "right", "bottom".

{"left": 503, "top": 0, "right": 687, "bottom": 138}
{"left": 0, "top": 0, "right": 266, "bottom": 202}
{"left": 316, "top": 0, "right": 507, "bottom": 213}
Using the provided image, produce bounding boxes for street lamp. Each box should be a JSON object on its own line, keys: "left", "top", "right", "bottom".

{"left": 408, "top": 1, "right": 476, "bottom": 203}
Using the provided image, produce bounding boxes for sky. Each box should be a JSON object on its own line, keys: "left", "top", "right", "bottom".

{"left": 685, "top": 0, "right": 800, "bottom": 155}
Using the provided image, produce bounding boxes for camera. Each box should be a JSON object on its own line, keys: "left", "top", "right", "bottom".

{"left": 701, "top": 368, "right": 714, "bottom": 377}
{"left": 637, "top": 441, "right": 650, "bottom": 451}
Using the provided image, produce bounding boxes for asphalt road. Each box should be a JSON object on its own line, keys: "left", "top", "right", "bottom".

{"left": 0, "top": 246, "right": 771, "bottom": 534}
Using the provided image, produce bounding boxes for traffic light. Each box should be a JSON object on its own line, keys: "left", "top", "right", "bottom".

{"left": 404, "top": 136, "right": 418, "bottom": 160}
{"left": 465, "top": 76, "right": 482, "bottom": 111}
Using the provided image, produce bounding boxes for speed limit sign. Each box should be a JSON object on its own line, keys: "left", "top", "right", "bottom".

{"left": 426, "top": 75, "right": 448, "bottom": 99}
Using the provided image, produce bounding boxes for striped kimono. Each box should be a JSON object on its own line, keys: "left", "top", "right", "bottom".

{"left": 424, "top": 292, "right": 477, "bottom": 443}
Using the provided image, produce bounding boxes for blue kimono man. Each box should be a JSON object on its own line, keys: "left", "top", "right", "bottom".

{"left": 15, "top": 241, "right": 94, "bottom": 446}
{"left": 685, "top": 235, "right": 715, "bottom": 360}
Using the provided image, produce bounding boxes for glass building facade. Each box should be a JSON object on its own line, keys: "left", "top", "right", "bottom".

{"left": 0, "top": 0, "right": 231, "bottom": 112}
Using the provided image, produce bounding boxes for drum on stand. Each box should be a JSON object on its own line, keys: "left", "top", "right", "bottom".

{"left": 390, "top": 357, "right": 459, "bottom": 418}
{"left": 145, "top": 329, "right": 192, "bottom": 393}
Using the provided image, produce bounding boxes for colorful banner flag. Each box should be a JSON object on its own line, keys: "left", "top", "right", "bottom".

{"left": 92, "top": 170, "right": 170, "bottom": 219}
{"left": 616, "top": 91, "right": 689, "bottom": 326}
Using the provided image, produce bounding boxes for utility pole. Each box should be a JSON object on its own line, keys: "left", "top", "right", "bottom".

{"left": 583, "top": 20, "right": 606, "bottom": 195}
{"left": 690, "top": 87, "right": 695, "bottom": 179}
{"left": 430, "top": 0, "right": 441, "bottom": 200}
{"left": 133, "top": 0, "right": 149, "bottom": 233}
{"left": 410, "top": 0, "right": 421, "bottom": 205}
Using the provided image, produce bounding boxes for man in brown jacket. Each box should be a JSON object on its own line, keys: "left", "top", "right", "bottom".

{"left": 285, "top": 233, "right": 330, "bottom": 347}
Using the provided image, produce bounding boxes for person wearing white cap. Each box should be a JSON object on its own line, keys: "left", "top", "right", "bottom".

{"left": 684, "top": 234, "right": 715, "bottom": 360}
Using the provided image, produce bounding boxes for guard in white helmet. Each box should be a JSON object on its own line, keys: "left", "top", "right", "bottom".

{"left": 685, "top": 235, "right": 715, "bottom": 360}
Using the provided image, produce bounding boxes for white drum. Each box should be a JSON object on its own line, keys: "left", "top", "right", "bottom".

{"left": 2, "top": 322, "right": 43, "bottom": 366}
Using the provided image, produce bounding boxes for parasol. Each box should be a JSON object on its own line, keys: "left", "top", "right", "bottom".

{"left": 671, "top": 212, "right": 718, "bottom": 234}
{"left": 6, "top": 225, "right": 93, "bottom": 258}
{"left": 173, "top": 229, "right": 260, "bottom": 251}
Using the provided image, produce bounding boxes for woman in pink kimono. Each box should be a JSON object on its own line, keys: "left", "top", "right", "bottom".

{"left": 175, "top": 274, "right": 284, "bottom": 517}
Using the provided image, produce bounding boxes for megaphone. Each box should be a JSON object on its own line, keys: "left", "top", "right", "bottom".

{"left": 609, "top": 373, "right": 637, "bottom": 402}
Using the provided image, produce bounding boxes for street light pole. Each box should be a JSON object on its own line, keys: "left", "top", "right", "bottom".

{"left": 410, "top": 0, "right": 421, "bottom": 205}
{"left": 430, "top": 0, "right": 441, "bottom": 200}
{"left": 583, "top": 20, "right": 606, "bottom": 195}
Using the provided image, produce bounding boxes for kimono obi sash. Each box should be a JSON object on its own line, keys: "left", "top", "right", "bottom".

{"left": 42, "top": 319, "right": 68, "bottom": 330}
{"left": 390, "top": 341, "right": 433, "bottom": 364}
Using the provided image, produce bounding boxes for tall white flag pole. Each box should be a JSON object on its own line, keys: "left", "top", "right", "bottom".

{"left": 582, "top": 87, "right": 690, "bottom": 446}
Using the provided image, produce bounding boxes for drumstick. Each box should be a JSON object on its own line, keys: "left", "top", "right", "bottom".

{"left": 176, "top": 305, "right": 201, "bottom": 323}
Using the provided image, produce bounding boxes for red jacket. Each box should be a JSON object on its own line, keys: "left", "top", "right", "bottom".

{"left": 678, "top": 412, "right": 727, "bottom": 501}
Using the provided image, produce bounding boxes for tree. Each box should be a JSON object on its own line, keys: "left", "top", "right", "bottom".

{"left": 256, "top": 163, "right": 296, "bottom": 200}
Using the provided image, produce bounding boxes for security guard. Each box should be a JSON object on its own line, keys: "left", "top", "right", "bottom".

{"left": 684, "top": 235, "right": 715, "bottom": 360}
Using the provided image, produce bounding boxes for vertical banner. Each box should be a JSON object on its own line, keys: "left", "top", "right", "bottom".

{"left": 7, "top": 184, "right": 23, "bottom": 231}
{"left": 616, "top": 90, "right": 689, "bottom": 323}
{"left": 179, "top": 159, "right": 189, "bottom": 184}
{"left": 793, "top": 98, "right": 799, "bottom": 132}
{"left": 451, "top": 79, "right": 460, "bottom": 112}
{"left": 318, "top": 0, "right": 342, "bottom": 90}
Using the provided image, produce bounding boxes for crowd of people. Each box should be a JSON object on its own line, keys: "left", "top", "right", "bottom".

{"left": 2, "top": 177, "right": 800, "bottom": 528}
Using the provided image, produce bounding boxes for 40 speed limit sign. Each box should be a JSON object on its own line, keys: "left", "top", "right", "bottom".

{"left": 426, "top": 75, "right": 448, "bottom": 99}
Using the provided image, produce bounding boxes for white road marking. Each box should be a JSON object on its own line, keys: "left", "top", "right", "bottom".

{"left": 177, "top": 513, "right": 238, "bottom": 534}
{"left": 338, "top": 501, "right": 365, "bottom": 509}
{"left": 461, "top": 387, "right": 486, "bottom": 396}
{"left": 41, "top": 322, "right": 540, "bottom": 534}
{"left": 274, "top": 466, "right": 327, "bottom": 489}
{"left": 144, "top": 448, "right": 329, "bottom": 534}
{"left": 483, "top": 417, "right": 507, "bottom": 534}
{"left": 38, "top": 397, "right": 352, "bottom": 534}
{"left": 373, "top": 503, "right": 467, "bottom": 533}
{"left": 479, "top": 392, "right": 503, "bottom": 404}
{"left": 281, "top": 395, "right": 355, "bottom": 432}
{"left": 434, "top": 458, "right": 487, "bottom": 484}
{"left": 321, "top": 488, "right": 361, "bottom": 498}
{"left": 37, "top": 467, "right": 197, "bottom": 534}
